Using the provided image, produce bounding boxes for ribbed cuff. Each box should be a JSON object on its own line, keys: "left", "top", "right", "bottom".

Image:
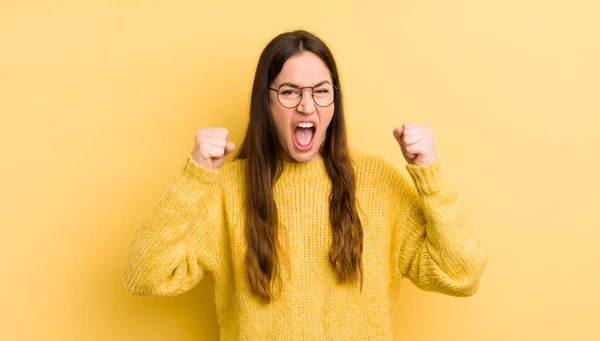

{"left": 181, "top": 153, "right": 220, "bottom": 185}
{"left": 406, "top": 158, "right": 447, "bottom": 195}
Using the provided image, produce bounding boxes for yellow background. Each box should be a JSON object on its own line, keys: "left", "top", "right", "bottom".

{"left": 1, "top": 0, "right": 598, "bottom": 340}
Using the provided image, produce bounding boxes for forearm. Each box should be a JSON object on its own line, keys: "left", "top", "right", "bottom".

{"left": 402, "top": 160, "right": 488, "bottom": 296}
{"left": 124, "top": 154, "right": 220, "bottom": 296}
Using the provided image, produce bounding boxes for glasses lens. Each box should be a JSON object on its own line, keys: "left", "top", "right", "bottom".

{"left": 313, "top": 83, "right": 335, "bottom": 107}
{"left": 277, "top": 86, "right": 301, "bottom": 108}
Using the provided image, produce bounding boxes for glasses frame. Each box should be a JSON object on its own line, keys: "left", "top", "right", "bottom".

{"left": 268, "top": 82, "right": 338, "bottom": 109}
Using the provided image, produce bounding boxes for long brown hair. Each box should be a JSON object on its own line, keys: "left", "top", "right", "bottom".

{"left": 235, "top": 30, "right": 363, "bottom": 303}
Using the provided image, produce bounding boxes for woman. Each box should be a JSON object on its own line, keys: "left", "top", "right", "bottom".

{"left": 124, "top": 30, "right": 488, "bottom": 340}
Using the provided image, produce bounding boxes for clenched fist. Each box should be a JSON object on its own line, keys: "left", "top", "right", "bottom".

{"left": 191, "top": 127, "right": 235, "bottom": 170}
{"left": 393, "top": 123, "right": 437, "bottom": 166}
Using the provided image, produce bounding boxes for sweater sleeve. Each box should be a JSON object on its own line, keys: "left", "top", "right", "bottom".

{"left": 390, "top": 159, "right": 488, "bottom": 297}
{"left": 124, "top": 154, "right": 223, "bottom": 297}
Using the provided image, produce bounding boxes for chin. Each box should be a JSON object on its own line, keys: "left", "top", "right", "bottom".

{"left": 293, "top": 152, "right": 318, "bottom": 163}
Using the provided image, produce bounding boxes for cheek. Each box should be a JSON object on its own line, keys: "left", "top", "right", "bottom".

{"left": 269, "top": 108, "right": 290, "bottom": 140}
{"left": 319, "top": 108, "right": 335, "bottom": 136}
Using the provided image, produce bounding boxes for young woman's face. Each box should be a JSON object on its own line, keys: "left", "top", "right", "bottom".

{"left": 269, "top": 52, "right": 335, "bottom": 163}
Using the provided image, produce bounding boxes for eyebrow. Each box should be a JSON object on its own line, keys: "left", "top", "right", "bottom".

{"left": 277, "top": 80, "right": 331, "bottom": 88}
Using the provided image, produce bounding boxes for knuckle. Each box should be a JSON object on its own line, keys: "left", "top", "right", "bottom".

{"left": 196, "top": 127, "right": 209, "bottom": 138}
{"left": 215, "top": 127, "right": 228, "bottom": 136}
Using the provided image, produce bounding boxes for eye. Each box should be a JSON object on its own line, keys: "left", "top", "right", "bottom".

{"left": 279, "top": 87, "right": 301, "bottom": 96}
{"left": 314, "top": 88, "right": 329, "bottom": 94}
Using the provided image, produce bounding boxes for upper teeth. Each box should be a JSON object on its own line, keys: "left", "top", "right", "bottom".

{"left": 297, "top": 122, "right": 314, "bottom": 128}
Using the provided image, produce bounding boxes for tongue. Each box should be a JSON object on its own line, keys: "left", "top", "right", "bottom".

{"left": 294, "top": 127, "right": 314, "bottom": 147}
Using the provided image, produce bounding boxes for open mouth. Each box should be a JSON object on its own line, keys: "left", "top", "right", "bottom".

{"left": 293, "top": 122, "right": 316, "bottom": 152}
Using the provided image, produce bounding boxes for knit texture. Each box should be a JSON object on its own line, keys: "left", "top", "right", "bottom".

{"left": 124, "top": 150, "right": 488, "bottom": 340}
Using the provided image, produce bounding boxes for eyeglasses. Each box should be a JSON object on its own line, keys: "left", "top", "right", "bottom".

{"left": 269, "top": 82, "right": 337, "bottom": 109}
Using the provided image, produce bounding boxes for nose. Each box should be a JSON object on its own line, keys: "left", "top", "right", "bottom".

{"left": 296, "top": 88, "right": 317, "bottom": 115}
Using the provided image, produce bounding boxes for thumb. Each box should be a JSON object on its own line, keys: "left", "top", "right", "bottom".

{"left": 393, "top": 126, "right": 404, "bottom": 143}
{"left": 224, "top": 141, "right": 236, "bottom": 155}
{"left": 393, "top": 126, "right": 414, "bottom": 160}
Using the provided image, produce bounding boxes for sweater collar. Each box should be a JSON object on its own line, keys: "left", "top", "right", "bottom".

{"left": 277, "top": 157, "right": 328, "bottom": 180}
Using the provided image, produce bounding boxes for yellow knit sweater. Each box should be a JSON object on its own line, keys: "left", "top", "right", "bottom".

{"left": 124, "top": 150, "right": 488, "bottom": 340}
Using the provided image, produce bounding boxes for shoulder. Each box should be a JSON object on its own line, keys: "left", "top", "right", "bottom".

{"left": 219, "top": 158, "right": 246, "bottom": 177}
{"left": 350, "top": 148, "right": 401, "bottom": 178}
{"left": 349, "top": 148, "right": 413, "bottom": 193}
{"left": 214, "top": 158, "right": 247, "bottom": 191}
